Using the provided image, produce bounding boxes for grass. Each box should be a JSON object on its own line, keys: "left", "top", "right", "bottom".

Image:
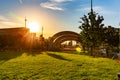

{"left": 0, "top": 51, "right": 120, "bottom": 80}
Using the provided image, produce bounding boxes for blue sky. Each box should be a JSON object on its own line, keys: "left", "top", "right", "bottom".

{"left": 0, "top": 0, "right": 120, "bottom": 37}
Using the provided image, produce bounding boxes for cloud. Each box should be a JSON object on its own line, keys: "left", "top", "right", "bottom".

{"left": 0, "top": 21, "right": 22, "bottom": 27}
{"left": 19, "top": 0, "right": 23, "bottom": 4}
{"left": 51, "top": 0, "right": 73, "bottom": 3}
{"left": 40, "top": 0, "right": 74, "bottom": 11}
{"left": 0, "top": 16, "right": 8, "bottom": 21}
{"left": 0, "top": 15, "right": 23, "bottom": 28}
{"left": 40, "top": 2, "right": 63, "bottom": 11}
{"left": 77, "top": 6, "right": 115, "bottom": 14}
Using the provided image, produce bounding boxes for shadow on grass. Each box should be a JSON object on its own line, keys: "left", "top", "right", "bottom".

{"left": 62, "top": 51, "right": 90, "bottom": 56}
{"left": 46, "top": 52, "right": 71, "bottom": 61}
{"left": 0, "top": 51, "right": 42, "bottom": 64}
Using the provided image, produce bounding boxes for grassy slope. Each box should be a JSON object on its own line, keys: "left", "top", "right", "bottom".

{"left": 0, "top": 51, "right": 120, "bottom": 80}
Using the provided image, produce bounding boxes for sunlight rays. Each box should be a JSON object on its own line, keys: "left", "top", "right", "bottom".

{"left": 27, "top": 21, "right": 41, "bottom": 33}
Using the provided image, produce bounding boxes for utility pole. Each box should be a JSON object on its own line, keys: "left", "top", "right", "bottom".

{"left": 91, "top": 0, "right": 93, "bottom": 13}
{"left": 25, "top": 16, "right": 27, "bottom": 28}
{"left": 41, "top": 26, "right": 43, "bottom": 37}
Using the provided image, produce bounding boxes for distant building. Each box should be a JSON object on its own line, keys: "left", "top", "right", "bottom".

{"left": 0, "top": 27, "right": 29, "bottom": 35}
{"left": 0, "top": 27, "right": 36, "bottom": 51}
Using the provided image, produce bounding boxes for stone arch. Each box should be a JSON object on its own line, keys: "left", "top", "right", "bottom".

{"left": 50, "top": 31, "right": 82, "bottom": 49}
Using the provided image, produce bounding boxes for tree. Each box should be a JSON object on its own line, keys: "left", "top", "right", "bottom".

{"left": 103, "top": 26, "right": 119, "bottom": 53}
{"left": 79, "top": 11, "right": 104, "bottom": 55}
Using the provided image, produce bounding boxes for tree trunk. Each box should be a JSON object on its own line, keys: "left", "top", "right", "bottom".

{"left": 90, "top": 46, "right": 93, "bottom": 56}
{"left": 82, "top": 45, "right": 85, "bottom": 52}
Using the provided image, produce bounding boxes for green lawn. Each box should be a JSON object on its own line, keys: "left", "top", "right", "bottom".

{"left": 0, "top": 51, "right": 120, "bottom": 80}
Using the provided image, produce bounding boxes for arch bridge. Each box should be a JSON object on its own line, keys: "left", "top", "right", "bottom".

{"left": 50, "top": 31, "right": 82, "bottom": 50}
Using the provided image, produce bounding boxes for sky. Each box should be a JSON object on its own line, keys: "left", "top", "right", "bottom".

{"left": 0, "top": 0, "right": 120, "bottom": 38}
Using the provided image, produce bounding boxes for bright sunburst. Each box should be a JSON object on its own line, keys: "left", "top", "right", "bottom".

{"left": 27, "top": 21, "right": 40, "bottom": 33}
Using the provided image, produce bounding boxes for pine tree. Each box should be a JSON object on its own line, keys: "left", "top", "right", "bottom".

{"left": 79, "top": 11, "right": 104, "bottom": 55}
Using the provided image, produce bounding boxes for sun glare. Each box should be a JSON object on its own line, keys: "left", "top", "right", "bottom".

{"left": 76, "top": 47, "right": 81, "bottom": 53}
{"left": 27, "top": 21, "right": 40, "bottom": 32}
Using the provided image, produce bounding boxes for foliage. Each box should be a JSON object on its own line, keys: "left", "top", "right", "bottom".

{"left": 0, "top": 51, "right": 120, "bottom": 80}
{"left": 79, "top": 11, "right": 104, "bottom": 55}
{"left": 103, "top": 26, "right": 119, "bottom": 48}
{"left": 79, "top": 10, "right": 119, "bottom": 56}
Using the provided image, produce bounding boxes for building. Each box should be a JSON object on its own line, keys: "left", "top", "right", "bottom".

{"left": 0, "top": 27, "right": 36, "bottom": 51}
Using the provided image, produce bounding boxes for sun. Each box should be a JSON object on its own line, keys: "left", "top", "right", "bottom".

{"left": 27, "top": 21, "right": 40, "bottom": 33}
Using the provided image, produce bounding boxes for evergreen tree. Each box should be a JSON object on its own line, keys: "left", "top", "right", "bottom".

{"left": 79, "top": 11, "right": 104, "bottom": 55}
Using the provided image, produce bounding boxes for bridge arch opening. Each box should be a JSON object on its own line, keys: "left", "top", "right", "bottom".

{"left": 50, "top": 31, "right": 82, "bottom": 51}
